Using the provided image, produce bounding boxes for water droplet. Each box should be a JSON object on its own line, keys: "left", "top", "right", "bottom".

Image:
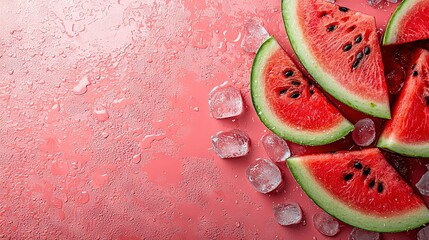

{"left": 73, "top": 75, "right": 90, "bottom": 95}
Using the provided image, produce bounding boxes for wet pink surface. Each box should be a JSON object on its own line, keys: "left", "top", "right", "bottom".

{"left": 0, "top": 0, "right": 428, "bottom": 239}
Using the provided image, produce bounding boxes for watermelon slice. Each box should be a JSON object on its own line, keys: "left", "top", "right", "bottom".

{"left": 383, "top": 0, "right": 429, "bottom": 45}
{"left": 282, "top": 0, "right": 391, "bottom": 119}
{"left": 377, "top": 48, "right": 429, "bottom": 157}
{"left": 251, "top": 37, "right": 353, "bottom": 146}
{"left": 287, "top": 148, "right": 429, "bottom": 232}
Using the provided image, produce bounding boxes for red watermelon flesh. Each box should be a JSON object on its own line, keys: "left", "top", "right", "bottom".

{"left": 287, "top": 148, "right": 429, "bottom": 232}
{"left": 378, "top": 48, "right": 429, "bottom": 157}
{"left": 282, "top": 0, "right": 390, "bottom": 119}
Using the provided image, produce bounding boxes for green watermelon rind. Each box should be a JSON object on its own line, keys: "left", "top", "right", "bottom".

{"left": 287, "top": 151, "right": 429, "bottom": 232}
{"left": 383, "top": 0, "right": 420, "bottom": 45}
{"left": 251, "top": 36, "right": 353, "bottom": 146}
{"left": 377, "top": 131, "right": 429, "bottom": 158}
{"left": 281, "top": 0, "right": 391, "bottom": 119}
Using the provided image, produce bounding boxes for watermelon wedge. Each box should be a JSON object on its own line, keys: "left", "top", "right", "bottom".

{"left": 377, "top": 48, "right": 429, "bottom": 157}
{"left": 282, "top": 0, "right": 391, "bottom": 119}
{"left": 251, "top": 37, "right": 353, "bottom": 146}
{"left": 287, "top": 148, "right": 429, "bottom": 232}
{"left": 383, "top": 0, "right": 429, "bottom": 45}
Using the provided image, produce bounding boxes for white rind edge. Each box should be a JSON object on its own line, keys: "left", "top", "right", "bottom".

{"left": 281, "top": 0, "right": 391, "bottom": 119}
{"left": 383, "top": 0, "right": 418, "bottom": 45}
{"left": 377, "top": 135, "right": 429, "bottom": 157}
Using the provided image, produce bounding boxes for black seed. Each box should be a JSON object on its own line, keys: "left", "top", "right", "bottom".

{"left": 356, "top": 52, "right": 363, "bottom": 61}
{"left": 327, "top": 25, "right": 337, "bottom": 32}
{"left": 353, "top": 161, "right": 363, "bottom": 169}
{"left": 411, "top": 64, "right": 416, "bottom": 70}
{"left": 364, "top": 46, "right": 371, "bottom": 55}
{"left": 425, "top": 96, "right": 429, "bottom": 106}
{"left": 363, "top": 166, "right": 371, "bottom": 176}
{"left": 284, "top": 70, "right": 294, "bottom": 77}
{"left": 413, "top": 70, "right": 418, "bottom": 77}
{"left": 290, "top": 92, "right": 300, "bottom": 98}
{"left": 344, "top": 173, "right": 354, "bottom": 181}
{"left": 352, "top": 59, "right": 360, "bottom": 69}
{"left": 309, "top": 89, "right": 314, "bottom": 95}
{"left": 279, "top": 89, "right": 288, "bottom": 96}
{"left": 308, "top": 81, "right": 314, "bottom": 86}
{"left": 355, "top": 34, "right": 363, "bottom": 43}
{"left": 343, "top": 43, "right": 352, "bottom": 52}
{"left": 291, "top": 80, "right": 301, "bottom": 86}
{"left": 339, "top": 6, "right": 349, "bottom": 12}
{"left": 377, "top": 182, "right": 384, "bottom": 193}
{"left": 369, "top": 179, "right": 376, "bottom": 188}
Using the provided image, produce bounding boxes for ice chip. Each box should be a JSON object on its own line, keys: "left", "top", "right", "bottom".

{"left": 240, "top": 19, "right": 269, "bottom": 53}
{"left": 209, "top": 86, "right": 243, "bottom": 119}
{"left": 262, "top": 133, "right": 291, "bottom": 162}
{"left": 313, "top": 212, "right": 340, "bottom": 237}
{"left": 211, "top": 129, "right": 250, "bottom": 159}
{"left": 349, "top": 228, "right": 380, "bottom": 240}
{"left": 418, "top": 225, "right": 429, "bottom": 240}
{"left": 366, "top": 0, "right": 382, "bottom": 6}
{"left": 352, "top": 118, "right": 376, "bottom": 147}
{"left": 273, "top": 202, "right": 302, "bottom": 226}
{"left": 416, "top": 171, "right": 429, "bottom": 196}
{"left": 246, "top": 158, "right": 282, "bottom": 193}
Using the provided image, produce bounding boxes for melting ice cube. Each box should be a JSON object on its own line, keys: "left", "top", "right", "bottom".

{"left": 211, "top": 129, "right": 250, "bottom": 158}
{"left": 416, "top": 171, "right": 429, "bottom": 196}
{"left": 352, "top": 118, "right": 376, "bottom": 147}
{"left": 349, "top": 228, "right": 380, "bottom": 240}
{"left": 273, "top": 202, "right": 302, "bottom": 226}
{"left": 246, "top": 158, "right": 282, "bottom": 194}
{"left": 208, "top": 86, "right": 243, "bottom": 119}
{"left": 385, "top": 68, "right": 405, "bottom": 94}
{"left": 313, "top": 212, "right": 340, "bottom": 237}
{"left": 262, "top": 133, "right": 291, "bottom": 162}
{"left": 418, "top": 225, "right": 429, "bottom": 240}
{"left": 366, "top": 0, "right": 382, "bottom": 6}
{"left": 240, "top": 19, "right": 269, "bottom": 53}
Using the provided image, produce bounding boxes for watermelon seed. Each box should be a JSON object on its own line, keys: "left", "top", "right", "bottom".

{"left": 413, "top": 70, "right": 418, "bottom": 77}
{"left": 356, "top": 52, "right": 363, "bottom": 61}
{"left": 353, "top": 161, "right": 363, "bottom": 169}
{"left": 291, "top": 80, "right": 301, "bottom": 86}
{"left": 363, "top": 166, "right": 371, "bottom": 176}
{"left": 411, "top": 64, "right": 416, "bottom": 70}
{"left": 284, "top": 70, "right": 294, "bottom": 77}
{"left": 327, "top": 24, "right": 337, "bottom": 32}
{"left": 343, "top": 173, "right": 354, "bottom": 181}
{"left": 290, "top": 92, "right": 300, "bottom": 99}
{"left": 279, "top": 89, "right": 288, "bottom": 96}
{"left": 339, "top": 7, "right": 349, "bottom": 12}
{"left": 364, "top": 46, "right": 370, "bottom": 55}
{"left": 343, "top": 43, "right": 352, "bottom": 52}
{"left": 352, "top": 59, "right": 361, "bottom": 69}
{"left": 369, "top": 179, "right": 375, "bottom": 188}
{"left": 308, "top": 81, "right": 313, "bottom": 86}
{"left": 309, "top": 89, "right": 314, "bottom": 96}
{"left": 355, "top": 34, "right": 363, "bottom": 44}
{"left": 377, "top": 182, "right": 383, "bottom": 193}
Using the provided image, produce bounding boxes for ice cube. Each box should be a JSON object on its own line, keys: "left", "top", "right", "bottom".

{"left": 240, "top": 19, "right": 270, "bottom": 53}
{"left": 352, "top": 118, "right": 376, "bottom": 147}
{"left": 246, "top": 158, "right": 282, "bottom": 193}
{"left": 273, "top": 202, "right": 302, "bottom": 226}
{"left": 418, "top": 225, "right": 429, "bottom": 240}
{"left": 208, "top": 86, "right": 243, "bottom": 119}
{"left": 313, "top": 212, "right": 340, "bottom": 237}
{"left": 349, "top": 228, "right": 380, "bottom": 240}
{"left": 211, "top": 129, "right": 250, "bottom": 159}
{"left": 261, "top": 133, "right": 291, "bottom": 162}
{"left": 366, "top": 0, "right": 382, "bottom": 6}
{"left": 385, "top": 68, "right": 405, "bottom": 94}
{"left": 416, "top": 171, "right": 429, "bottom": 196}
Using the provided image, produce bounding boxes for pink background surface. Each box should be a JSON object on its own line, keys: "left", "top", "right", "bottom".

{"left": 0, "top": 0, "right": 427, "bottom": 239}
